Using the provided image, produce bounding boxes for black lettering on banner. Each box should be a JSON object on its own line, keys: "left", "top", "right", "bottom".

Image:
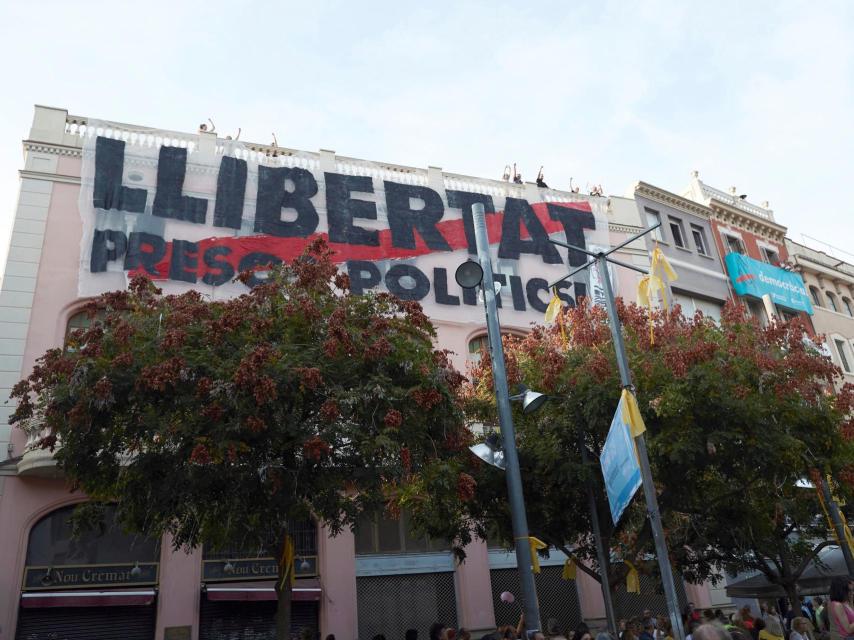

{"left": 152, "top": 147, "right": 208, "bottom": 223}
{"left": 509, "top": 275, "right": 526, "bottom": 311}
{"left": 93, "top": 137, "right": 147, "bottom": 213}
{"left": 255, "top": 166, "right": 319, "bottom": 237}
{"left": 202, "top": 246, "right": 235, "bottom": 286}
{"left": 492, "top": 273, "right": 506, "bottom": 309}
{"left": 238, "top": 252, "right": 283, "bottom": 288}
{"left": 462, "top": 286, "right": 478, "bottom": 306}
{"left": 90, "top": 229, "right": 128, "bottom": 272}
{"left": 385, "top": 264, "right": 430, "bottom": 301}
{"left": 325, "top": 173, "right": 379, "bottom": 246}
{"left": 574, "top": 282, "right": 588, "bottom": 304}
{"left": 213, "top": 156, "right": 248, "bottom": 230}
{"left": 169, "top": 240, "right": 199, "bottom": 284}
{"left": 384, "top": 182, "right": 450, "bottom": 251}
{"left": 498, "top": 198, "right": 562, "bottom": 264}
{"left": 446, "top": 190, "right": 495, "bottom": 254}
{"left": 346, "top": 261, "right": 382, "bottom": 295}
{"left": 125, "top": 232, "right": 166, "bottom": 276}
{"left": 526, "top": 277, "right": 551, "bottom": 313}
{"left": 547, "top": 204, "right": 596, "bottom": 267}
{"left": 433, "top": 268, "right": 460, "bottom": 306}
{"left": 556, "top": 280, "right": 576, "bottom": 307}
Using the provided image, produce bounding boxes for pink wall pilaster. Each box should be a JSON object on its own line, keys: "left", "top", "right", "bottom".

{"left": 155, "top": 535, "right": 202, "bottom": 640}
{"left": 684, "top": 582, "right": 712, "bottom": 610}
{"left": 319, "top": 526, "right": 358, "bottom": 640}
{"left": 455, "top": 539, "right": 496, "bottom": 631}
{"left": 576, "top": 562, "right": 606, "bottom": 625}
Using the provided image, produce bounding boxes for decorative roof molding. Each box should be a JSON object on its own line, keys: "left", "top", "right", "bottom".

{"left": 710, "top": 203, "right": 787, "bottom": 242}
{"left": 634, "top": 181, "right": 712, "bottom": 219}
{"left": 19, "top": 169, "right": 80, "bottom": 185}
{"left": 608, "top": 222, "right": 645, "bottom": 235}
{"left": 23, "top": 141, "right": 82, "bottom": 158}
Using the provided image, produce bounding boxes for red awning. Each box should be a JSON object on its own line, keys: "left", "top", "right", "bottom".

{"left": 20, "top": 590, "right": 156, "bottom": 608}
{"left": 205, "top": 579, "right": 321, "bottom": 602}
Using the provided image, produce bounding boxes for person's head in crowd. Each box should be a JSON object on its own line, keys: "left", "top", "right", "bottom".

{"left": 693, "top": 624, "right": 732, "bottom": 640}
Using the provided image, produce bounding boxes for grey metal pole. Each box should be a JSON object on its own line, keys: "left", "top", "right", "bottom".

{"left": 579, "top": 435, "right": 618, "bottom": 634}
{"left": 472, "top": 202, "right": 542, "bottom": 635}
{"left": 597, "top": 256, "right": 686, "bottom": 640}
{"left": 819, "top": 475, "right": 854, "bottom": 575}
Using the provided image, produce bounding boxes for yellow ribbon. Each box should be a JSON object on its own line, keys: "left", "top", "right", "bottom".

{"left": 625, "top": 560, "right": 640, "bottom": 593}
{"left": 637, "top": 245, "right": 678, "bottom": 344}
{"left": 621, "top": 389, "right": 647, "bottom": 438}
{"left": 562, "top": 557, "right": 577, "bottom": 580}
{"left": 278, "top": 535, "right": 295, "bottom": 590}
{"left": 544, "top": 288, "right": 568, "bottom": 347}
{"left": 817, "top": 477, "right": 854, "bottom": 556}
{"left": 528, "top": 536, "right": 548, "bottom": 573}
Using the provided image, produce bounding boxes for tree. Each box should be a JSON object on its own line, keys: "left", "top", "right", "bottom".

{"left": 11, "top": 239, "right": 476, "bottom": 638}
{"left": 464, "top": 300, "right": 854, "bottom": 609}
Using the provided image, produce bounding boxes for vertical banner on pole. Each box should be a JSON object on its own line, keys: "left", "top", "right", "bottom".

{"left": 600, "top": 397, "right": 643, "bottom": 525}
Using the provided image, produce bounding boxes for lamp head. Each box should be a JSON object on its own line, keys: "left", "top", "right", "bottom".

{"left": 455, "top": 260, "right": 484, "bottom": 289}
{"left": 511, "top": 384, "right": 548, "bottom": 414}
{"left": 469, "top": 442, "right": 506, "bottom": 470}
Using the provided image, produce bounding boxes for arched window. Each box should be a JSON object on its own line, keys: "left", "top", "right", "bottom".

{"left": 24, "top": 504, "right": 159, "bottom": 590}
{"left": 64, "top": 308, "right": 106, "bottom": 350}
{"left": 809, "top": 287, "right": 822, "bottom": 307}
{"left": 826, "top": 292, "right": 839, "bottom": 313}
{"left": 843, "top": 298, "right": 854, "bottom": 317}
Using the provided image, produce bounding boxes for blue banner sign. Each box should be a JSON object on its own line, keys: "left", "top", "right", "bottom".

{"left": 725, "top": 253, "right": 813, "bottom": 314}
{"left": 600, "top": 401, "right": 642, "bottom": 525}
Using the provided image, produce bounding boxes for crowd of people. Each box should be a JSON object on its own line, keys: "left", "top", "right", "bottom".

{"left": 348, "top": 576, "right": 853, "bottom": 640}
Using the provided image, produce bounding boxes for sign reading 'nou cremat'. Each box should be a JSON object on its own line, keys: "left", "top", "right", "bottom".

{"left": 79, "top": 123, "right": 609, "bottom": 322}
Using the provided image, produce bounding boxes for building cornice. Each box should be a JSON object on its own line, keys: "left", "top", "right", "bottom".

{"left": 793, "top": 254, "right": 854, "bottom": 286}
{"left": 709, "top": 202, "right": 787, "bottom": 242}
{"left": 634, "top": 182, "right": 712, "bottom": 219}
{"left": 19, "top": 170, "right": 80, "bottom": 185}
{"left": 23, "top": 140, "right": 82, "bottom": 157}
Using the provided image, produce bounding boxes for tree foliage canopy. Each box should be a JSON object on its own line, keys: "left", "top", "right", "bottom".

{"left": 464, "top": 300, "right": 854, "bottom": 597}
{"left": 11, "top": 240, "right": 476, "bottom": 559}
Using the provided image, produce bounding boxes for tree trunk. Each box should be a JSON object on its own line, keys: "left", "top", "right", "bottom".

{"left": 275, "top": 576, "right": 293, "bottom": 640}
{"left": 784, "top": 581, "right": 800, "bottom": 618}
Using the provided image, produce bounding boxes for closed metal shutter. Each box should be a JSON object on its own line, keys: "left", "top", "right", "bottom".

{"left": 611, "top": 568, "right": 688, "bottom": 621}
{"left": 356, "top": 573, "right": 458, "bottom": 640}
{"left": 15, "top": 604, "right": 156, "bottom": 640}
{"left": 199, "top": 599, "right": 319, "bottom": 640}
{"left": 490, "top": 566, "right": 582, "bottom": 634}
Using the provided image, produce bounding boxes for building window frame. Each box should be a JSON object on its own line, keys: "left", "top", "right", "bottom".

{"left": 827, "top": 292, "right": 839, "bottom": 313}
{"left": 760, "top": 246, "right": 780, "bottom": 265}
{"left": 690, "top": 224, "right": 709, "bottom": 256}
{"left": 809, "top": 286, "right": 822, "bottom": 307}
{"left": 833, "top": 337, "right": 852, "bottom": 374}
{"left": 644, "top": 208, "right": 663, "bottom": 242}
{"left": 669, "top": 216, "right": 687, "bottom": 249}
{"left": 722, "top": 233, "right": 745, "bottom": 256}
{"left": 843, "top": 297, "right": 854, "bottom": 317}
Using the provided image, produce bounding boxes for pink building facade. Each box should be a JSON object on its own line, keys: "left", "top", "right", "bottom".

{"left": 0, "top": 106, "right": 717, "bottom": 640}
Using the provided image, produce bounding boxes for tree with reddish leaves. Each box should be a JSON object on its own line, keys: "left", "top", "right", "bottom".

{"left": 11, "top": 239, "right": 475, "bottom": 638}
{"left": 464, "top": 300, "right": 854, "bottom": 610}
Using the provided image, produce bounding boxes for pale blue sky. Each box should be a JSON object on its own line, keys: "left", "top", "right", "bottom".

{"left": 1, "top": 0, "right": 852, "bottom": 265}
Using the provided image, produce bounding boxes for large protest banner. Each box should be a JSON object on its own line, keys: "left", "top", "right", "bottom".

{"left": 78, "top": 123, "right": 610, "bottom": 323}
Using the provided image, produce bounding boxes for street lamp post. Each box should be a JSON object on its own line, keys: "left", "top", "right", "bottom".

{"left": 460, "top": 202, "right": 543, "bottom": 635}
{"left": 547, "top": 224, "right": 686, "bottom": 640}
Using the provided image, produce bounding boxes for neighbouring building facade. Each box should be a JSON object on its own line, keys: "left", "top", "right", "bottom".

{"left": 632, "top": 181, "right": 729, "bottom": 321}
{"left": 786, "top": 239, "right": 854, "bottom": 387}
{"left": 682, "top": 172, "right": 814, "bottom": 326}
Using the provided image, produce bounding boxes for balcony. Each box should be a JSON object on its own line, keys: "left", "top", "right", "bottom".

{"left": 17, "top": 426, "right": 62, "bottom": 478}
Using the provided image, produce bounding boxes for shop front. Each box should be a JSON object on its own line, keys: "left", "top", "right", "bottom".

{"left": 198, "top": 519, "right": 321, "bottom": 639}
{"left": 15, "top": 503, "right": 160, "bottom": 640}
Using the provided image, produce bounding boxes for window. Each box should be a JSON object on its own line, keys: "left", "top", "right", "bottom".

{"left": 761, "top": 247, "right": 780, "bottom": 265}
{"left": 690, "top": 225, "right": 709, "bottom": 256}
{"left": 844, "top": 298, "right": 854, "bottom": 317}
{"left": 669, "top": 217, "right": 686, "bottom": 248}
{"left": 354, "top": 512, "right": 445, "bottom": 555}
{"left": 723, "top": 234, "right": 745, "bottom": 255}
{"left": 64, "top": 309, "right": 106, "bottom": 351}
{"left": 827, "top": 292, "right": 839, "bottom": 313}
{"left": 644, "top": 208, "right": 662, "bottom": 241}
{"left": 672, "top": 292, "right": 722, "bottom": 323}
{"left": 468, "top": 334, "right": 489, "bottom": 364}
{"left": 834, "top": 339, "right": 851, "bottom": 373}
{"left": 810, "top": 286, "right": 822, "bottom": 306}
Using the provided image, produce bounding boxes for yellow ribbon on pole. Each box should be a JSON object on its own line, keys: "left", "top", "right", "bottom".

{"left": 637, "top": 245, "right": 678, "bottom": 344}
{"left": 545, "top": 288, "right": 568, "bottom": 347}
{"left": 529, "top": 536, "right": 548, "bottom": 573}
{"left": 562, "top": 557, "right": 577, "bottom": 580}
{"left": 278, "top": 534, "right": 296, "bottom": 590}
{"left": 625, "top": 560, "right": 641, "bottom": 593}
{"left": 817, "top": 478, "right": 854, "bottom": 557}
{"left": 621, "top": 389, "right": 647, "bottom": 438}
